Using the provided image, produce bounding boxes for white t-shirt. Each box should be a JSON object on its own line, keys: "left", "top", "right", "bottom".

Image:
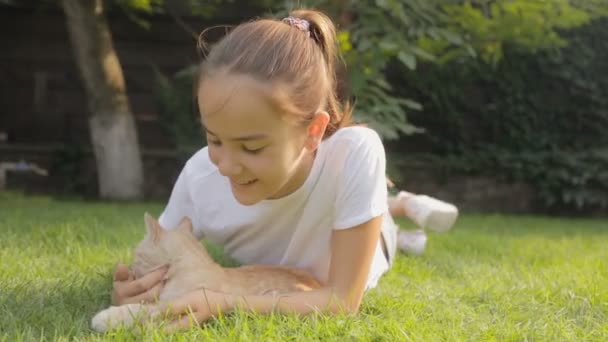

{"left": 159, "top": 126, "right": 393, "bottom": 289}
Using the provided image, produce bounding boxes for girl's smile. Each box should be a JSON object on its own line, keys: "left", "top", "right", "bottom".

{"left": 230, "top": 179, "right": 259, "bottom": 193}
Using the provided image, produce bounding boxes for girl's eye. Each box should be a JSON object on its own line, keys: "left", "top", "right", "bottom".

{"left": 243, "top": 146, "right": 265, "bottom": 154}
{"left": 208, "top": 139, "right": 221, "bottom": 146}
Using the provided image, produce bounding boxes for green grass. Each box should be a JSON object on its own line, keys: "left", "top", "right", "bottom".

{"left": 0, "top": 192, "right": 606, "bottom": 341}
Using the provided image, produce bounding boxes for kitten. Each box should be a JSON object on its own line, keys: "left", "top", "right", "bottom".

{"left": 91, "top": 213, "right": 322, "bottom": 332}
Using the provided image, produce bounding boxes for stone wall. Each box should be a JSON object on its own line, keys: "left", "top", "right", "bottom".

{"left": 395, "top": 165, "right": 535, "bottom": 213}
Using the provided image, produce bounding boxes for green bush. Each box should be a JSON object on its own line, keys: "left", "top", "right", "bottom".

{"left": 395, "top": 18, "right": 608, "bottom": 210}
{"left": 152, "top": 67, "right": 204, "bottom": 160}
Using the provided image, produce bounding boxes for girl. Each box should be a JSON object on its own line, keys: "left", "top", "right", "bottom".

{"left": 111, "top": 9, "right": 458, "bottom": 330}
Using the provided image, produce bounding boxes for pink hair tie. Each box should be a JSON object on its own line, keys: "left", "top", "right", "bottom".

{"left": 282, "top": 16, "right": 310, "bottom": 37}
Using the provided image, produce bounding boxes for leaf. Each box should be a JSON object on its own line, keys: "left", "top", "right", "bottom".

{"left": 410, "top": 46, "right": 437, "bottom": 62}
{"left": 398, "top": 98, "right": 423, "bottom": 111}
{"left": 379, "top": 41, "right": 399, "bottom": 53}
{"left": 398, "top": 51, "right": 417, "bottom": 70}
{"left": 442, "top": 30, "right": 464, "bottom": 45}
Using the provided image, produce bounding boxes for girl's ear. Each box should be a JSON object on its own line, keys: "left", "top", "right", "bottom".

{"left": 305, "top": 111, "right": 330, "bottom": 151}
{"left": 144, "top": 212, "right": 162, "bottom": 243}
{"left": 177, "top": 216, "right": 194, "bottom": 235}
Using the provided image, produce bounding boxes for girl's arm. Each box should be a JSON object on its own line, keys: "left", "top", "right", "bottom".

{"left": 234, "top": 215, "right": 382, "bottom": 313}
{"left": 160, "top": 215, "right": 382, "bottom": 330}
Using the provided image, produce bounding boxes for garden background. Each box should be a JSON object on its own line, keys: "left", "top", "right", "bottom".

{"left": 1, "top": 0, "right": 606, "bottom": 214}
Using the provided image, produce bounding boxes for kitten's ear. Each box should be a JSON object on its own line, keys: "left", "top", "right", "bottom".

{"left": 144, "top": 212, "right": 162, "bottom": 242}
{"left": 177, "top": 216, "right": 194, "bottom": 235}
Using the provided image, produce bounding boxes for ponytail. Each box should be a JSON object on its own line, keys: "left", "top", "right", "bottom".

{"left": 288, "top": 9, "right": 352, "bottom": 138}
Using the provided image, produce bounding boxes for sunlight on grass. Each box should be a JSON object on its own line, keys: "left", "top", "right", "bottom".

{"left": 0, "top": 192, "right": 606, "bottom": 341}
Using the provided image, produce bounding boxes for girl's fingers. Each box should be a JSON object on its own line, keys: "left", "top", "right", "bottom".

{"left": 120, "top": 266, "right": 168, "bottom": 298}
{"left": 122, "top": 280, "right": 164, "bottom": 304}
{"left": 113, "top": 263, "right": 131, "bottom": 281}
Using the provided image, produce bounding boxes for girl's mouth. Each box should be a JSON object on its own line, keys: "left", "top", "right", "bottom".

{"left": 233, "top": 179, "right": 258, "bottom": 186}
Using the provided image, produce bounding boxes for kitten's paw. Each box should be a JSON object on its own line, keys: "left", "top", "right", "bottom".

{"left": 91, "top": 306, "right": 117, "bottom": 332}
{"left": 91, "top": 304, "right": 145, "bottom": 332}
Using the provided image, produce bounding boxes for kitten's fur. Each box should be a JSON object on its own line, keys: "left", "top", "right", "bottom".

{"left": 91, "top": 213, "right": 322, "bottom": 332}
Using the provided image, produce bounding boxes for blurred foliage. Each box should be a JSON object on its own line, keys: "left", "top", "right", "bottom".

{"left": 111, "top": 0, "right": 279, "bottom": 29}
{"left": 397, "top": 17, "right": 608, "bottom": 210}
{"left": 152, "top": 67, "right": 204, "bottom": 160}
{"left": 49, "top": 144, "right": 90, "bottom": 196}
{"left": 570, "top": 0, "right": 608, "bottom": 17}
{"left": 337, "top": 0, "right": 460, "bottom": 139}
{"left": 421, "top": 0, "right": 592, "bottom": 65}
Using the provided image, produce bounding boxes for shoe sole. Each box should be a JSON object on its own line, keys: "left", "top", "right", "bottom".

{"left": 424, "top": 206, "right": 459, "bottom": 233}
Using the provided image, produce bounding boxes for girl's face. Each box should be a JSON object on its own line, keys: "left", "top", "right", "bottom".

{"left": 198, "top": 73, "right": 326, "bottom": 205}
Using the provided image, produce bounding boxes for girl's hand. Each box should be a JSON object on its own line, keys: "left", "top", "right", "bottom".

{"left": 157, "top": 288, "right": 229, "bottom": 331}
{"left": 111, "top": 263, "right": 168, "bottom": 305}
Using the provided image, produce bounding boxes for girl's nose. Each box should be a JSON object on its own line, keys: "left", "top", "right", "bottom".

{"left": 217, "top": 154, "right": 243, "bottom": 177}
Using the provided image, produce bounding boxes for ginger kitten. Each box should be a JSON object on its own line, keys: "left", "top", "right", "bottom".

{"left": 91, "top": 213, "right": 322, "bottom": 332}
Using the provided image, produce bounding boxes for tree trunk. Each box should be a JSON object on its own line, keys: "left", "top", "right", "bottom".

{"left": 61, "top": 0, "right": 143, "bottom": 199}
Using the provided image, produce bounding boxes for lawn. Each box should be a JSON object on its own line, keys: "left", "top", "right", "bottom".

{"left": 0, "top": 192, "right": 606, "bottom": 341}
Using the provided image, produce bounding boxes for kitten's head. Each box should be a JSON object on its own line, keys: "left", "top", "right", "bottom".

{"left": 131, "top": 213, "right": 195, "bottom": 278}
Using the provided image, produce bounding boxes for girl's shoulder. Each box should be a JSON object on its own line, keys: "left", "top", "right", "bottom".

{"left": 323, "top": 126, "right": 384, "bottom": 154}
{"left": 330, "top": 125, "right": 381, "bottom": 141}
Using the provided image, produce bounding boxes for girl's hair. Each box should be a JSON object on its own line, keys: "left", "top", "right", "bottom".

{"left": 198, "top": 9, "right": 352, "bottom": 139}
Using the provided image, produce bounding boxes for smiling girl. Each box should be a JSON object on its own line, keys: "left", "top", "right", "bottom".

{"left": 111, "top": 9, "right": 458, "bottom": 329}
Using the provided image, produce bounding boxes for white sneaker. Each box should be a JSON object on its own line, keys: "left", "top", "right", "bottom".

{"left": 398, "top": 191, "right": 459, "bottom": 233}
{"left": 397, "top": 229, "right": 427, "bottom": 256}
